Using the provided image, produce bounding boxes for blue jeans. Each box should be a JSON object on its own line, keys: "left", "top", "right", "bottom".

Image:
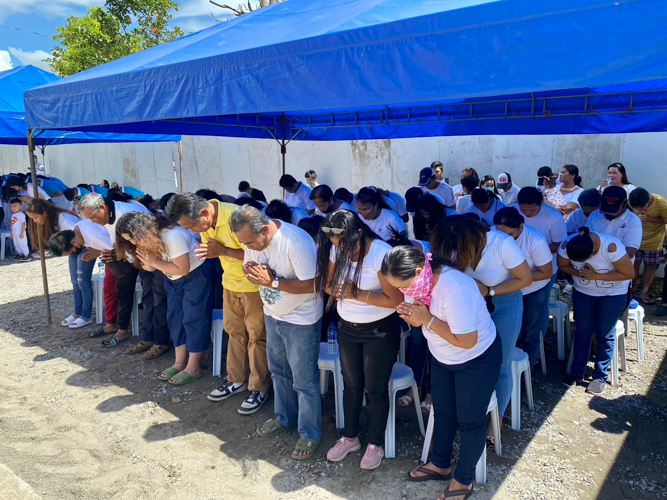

{"left": 430, "top": 335, "right": 502, "bottom": 486}
{"left": 265, "top": 315, "right": 322, "bottom": 441}
{"left": 407, "top": 325, "right": 428, "bottom": 389}
{"left": 571, "top": 289, "right": 626, "bottom": 382}
{"left": 541, "top": 273, "right": 558, "bottom": 338}
{"left": 490, "top": 290, "right": 523, "bottom": 416}
{"left": 519, "top": 284, "right": 551, "bottom": 369}
{"left": 68, "top": 251, "right": 95, "bottom": 320}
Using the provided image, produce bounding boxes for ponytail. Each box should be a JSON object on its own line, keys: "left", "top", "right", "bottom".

{"left": 566, "top": 227, "right": 594, "bottom": 262}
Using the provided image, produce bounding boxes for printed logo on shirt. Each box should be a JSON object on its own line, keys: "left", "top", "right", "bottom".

{"left": 259, "top": 269, "right": 283, "bottom": 305}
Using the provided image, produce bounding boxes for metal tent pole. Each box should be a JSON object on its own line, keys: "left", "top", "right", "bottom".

{"left": 178, "top": 141, "right": 184, "bottom": 193}
{"left": 28, "top": 130, "right": 52, "bottom": 325}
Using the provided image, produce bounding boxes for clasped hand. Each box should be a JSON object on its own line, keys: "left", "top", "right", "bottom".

{"left": 244, "top": 261, "right": 275, "bottom": 287}
{"left": 396, "top": 300, "right": 431, "bottom": 327}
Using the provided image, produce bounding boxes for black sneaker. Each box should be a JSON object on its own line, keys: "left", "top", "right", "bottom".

{"left": 207, "top": 380, "right": 247, "bottom": 402}
{"left": 238, "top": 391, "right": 268, "bottom": 415}
{"left": 562, "top": 374, "right": 582, "bottom": 388}
{"left": 586, "top": 379, "right": 606, "bottom": 395}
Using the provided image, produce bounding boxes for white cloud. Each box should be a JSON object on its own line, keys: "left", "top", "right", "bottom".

{"left": 8, "top": 47, "right": 51, "bottom": 71}
{"left": 0, "top": 0, "right": 103, "bottom": 21}
{"left": 0, "top": 49, "right": 12, "bottom": 71}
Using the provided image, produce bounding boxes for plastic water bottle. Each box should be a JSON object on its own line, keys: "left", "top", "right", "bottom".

{"left": 97, "top": 260, "right": 105, "bottom": 275}
{"left": 327, "top": 323, "right": 338, "bottom": 356}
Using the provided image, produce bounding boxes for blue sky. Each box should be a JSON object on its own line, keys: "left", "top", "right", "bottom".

{"left": 0, "top": 0, "right": 227, "bottom": 72}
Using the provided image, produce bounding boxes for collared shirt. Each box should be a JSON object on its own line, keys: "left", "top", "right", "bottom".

{"left": 586, "top": 209, "right": 642, "bottom": 258}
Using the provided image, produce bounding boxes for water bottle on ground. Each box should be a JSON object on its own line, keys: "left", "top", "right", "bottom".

{"left": 327, "top": 323, "right": 338, "bottom": 356}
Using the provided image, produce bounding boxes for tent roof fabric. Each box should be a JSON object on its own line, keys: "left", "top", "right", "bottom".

{"left": 0, "top": 65, "right": 178, "bottom": 145}
{"left": 24, "top": 0, "right": 667, "bottom": 141}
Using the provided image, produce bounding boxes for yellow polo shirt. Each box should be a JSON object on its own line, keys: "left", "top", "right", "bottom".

{"left": 201, "top": 200, "right": 257, "bottom": 293}
{"left": 631, "top": 193, "right": 667, "bottom": 251}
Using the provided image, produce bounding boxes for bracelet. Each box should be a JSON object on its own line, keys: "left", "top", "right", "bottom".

{"left": 426, "top": 316, "right": 436, "bottom": 330}
{"left": 364, "top": 291, "right": 371, "bottom": 304}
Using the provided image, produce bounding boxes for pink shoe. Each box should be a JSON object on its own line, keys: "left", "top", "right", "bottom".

{"left": 326, "top": 437, "right": 361, "bottom": 462}
{"left": 360, "top": 444, "right": 384, "bottom": 470}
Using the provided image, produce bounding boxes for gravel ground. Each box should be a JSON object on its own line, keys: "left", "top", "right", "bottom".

{"left": 0, "top": 256, "right": 665, "bottom": 500}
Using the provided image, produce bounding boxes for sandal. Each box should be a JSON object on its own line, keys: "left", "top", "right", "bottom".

{"left": 292, "top": 438, "right": 319, "bottom": 460}
{"left": 69, "top": 318, "right": 92, "bottom": 329}
{"left": 126, "top": 341, "right": 153, "bottom": 354}
{"left": 421, "top": 402, "right": 432, "bottom": 414}
{"left": 442, "top": 484, "right": 474, "bottom": 500}
{"left": 398, "top": 394, "right": 413, "bottom": 408}
{"left": 101, "top": 335, "right": 130, "bottom": 348}
{"left": 143, "top": 345, "right": 169, "bottom": 359}
{"left": 639, "top": 294, "right": 656, "bottom": 305}
{"left": 62, "top": 315, "right": 77, "bottom": 327}
{"left": 158, "top": 367, "right": 181, "bottom": 381}
{"left": 407, "top": 465, "right": 451, "bottom": 482}
{"left": 168, "top": 371, "right": 203, "bottom": 386}
{"left": 256, "top": 418, "right": 295, "bottom": 438}
{"left": 90, "top": 327, "right": 116, "bottom": 338}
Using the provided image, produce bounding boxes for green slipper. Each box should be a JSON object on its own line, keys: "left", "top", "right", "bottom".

{"left": 256, "top": 418, "right": 295, "bottom": 438}
{"left": 158, "top": 367, "right": 181, "bottom": 381}
{"left": 101, "top": 335, "right": 130, "bottom": 348}
{"left": 291, "top": 438, "right": 319, "bottom": 460}
{"left": 168, "top": 371, "right": 203, "bottom": 386}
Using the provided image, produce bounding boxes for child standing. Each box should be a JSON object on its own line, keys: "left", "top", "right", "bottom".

{"left": 10, "top": 199, "right": 30, "bottom": 261}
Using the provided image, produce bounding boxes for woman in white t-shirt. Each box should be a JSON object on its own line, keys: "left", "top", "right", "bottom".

{"left": 317, "top": 210, "right": 403, "bottom": 471}
{"left": 549, "top": 164, "right": 584, "bottom": 218}
{"left": 381, "top": 245, "right": 501, "bottom": 496}
{"left": 597, "top": 163, "right": 636, "bottom": 196}
{"left": 431, "top": 215, "right": 532, "bottom": 437}
{"left": 356, "top": 186, "right": 406, "bottom": 244}
{"left": 310, "top": 185, "right": 353, "bottom": 218}
{"left": 558, "top": 228, "right": 634, "bottom": 394}
{"left": 6, "top": 176, "right": 50, "bottom": 202}
{"left": 467, "top": 188, "right": 506, "bottom": 227}
{"left": 494, "top": 207, "right": 554, "bottom": 370}
{"left": 116, "top": 212, "right": 212, "bottom": 387}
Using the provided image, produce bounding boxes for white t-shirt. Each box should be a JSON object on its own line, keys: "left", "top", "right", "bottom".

{"left": 11, "top": 211, "right": 25, "bottom": 237}
{"left": 244, "top": 222, "right": 323, "bottom": 325}
{"left": 456, "top": 194, "right": 472, "bottom": 215}
{"left": 536, "top": 174, "right": 562, "bottom": 192}
{"left": 465, "top": 230, "right": 526, "bottom": 287}
{"left": 76, "top": 219, "right": 112, "bottom": 251}
{"left": 330, "top": 239, "right": 395, "bottom": 323}
{"left": 561, "top": 186, "right": 584, "bottom": 207}
{"left": 515, "top": 203, "right": 568, "bottom": 273}
{"left": 451, "top": 184, "right": 463, "bottom": 197}
{"left": 284, "top": 182, "right": 316, "bottom": 212}
{"left": 160, "top": 226, "right": 203, "bottom": 280}
{"left": 290, "top": 207, "right": 310, "bottom": 225}
{"left": 387, "top": 191, "right": 408, "bottom": 217}
{"left": 359, "top": 208, "right": 405, "bottom": 241}
{"left": 514, "top": 225, "right": 553, "bottom": 295}
{"left": 313, "top": 201, "right": 353, "bottom": 218}
{"left": 58, "top": 212, "right": 80, "bottom": 231}
{"left": 500, "top": 184, "right": 521, "bottom": 206}
{"left": 424, "top": 267, "right": 497, "bottom": 365}
{"left": 423, "top": 182, "right": 455, "bottom": 207}
{"left": 22, "top": 183, "right": 51, "bottom": 201}
{"left": 597, "top": 183, "right": 637, "bottom": 196}
{"left": 382, "top": 195, "right": 398, "bottom": 214}
{"left": 103, "top": 200, "right": 151, "bottom": 243}
{"left": 467, "top": 198, "right": 507, "bottom": 227}
{"left": 558, "top": 232, "right": 629, "bottom": 297}
{"left": 566, "top": 209, "right": 589, "bottom": 235}
{"left": 409, "top": 239, "right": 431, "bottom": 254}
{"left": 586, "top": 210, "right": 642, "bottom": 259}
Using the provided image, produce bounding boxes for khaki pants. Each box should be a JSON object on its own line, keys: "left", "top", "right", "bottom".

{"left": 223, "top": 289, "right": 269, "bottom": 392}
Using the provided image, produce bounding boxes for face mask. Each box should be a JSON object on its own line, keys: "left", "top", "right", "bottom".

{"left": 484, "top": 186, "right": 495, "bottom": 192}
{"left": 399, "top": 256, "right": 434, "bottom": 306}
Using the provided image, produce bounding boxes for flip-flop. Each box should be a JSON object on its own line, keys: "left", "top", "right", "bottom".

{"left": 101, "top": 335, "right": 130, "bottom": 348}
{"left": 292, "top": 438, "right": 319, "bottom": 460}
{"left": 168, "top": 371, "right": 203, "bottom": 386}
{"left": 90, "top": 327, "right": 116, "bottom": 338}
{"left": 640, "top": 295, "right": 656, "bottom": 305}
{"left": 62, "top": 315, "right": 77, "bottom": 327}
{"left": 158, "top": 367, "right": 181, "bottom": 381}
{"left": 407, "top": 465, "right": 452, "bottom": 483}
{"left": 442, "top": 485, "right": 474, "bottom": 500}
{"left": 256, "top": 418, "right": 295, "bottom": 438}
{"left": 397, "top": 394, "right": 413, "bottom": 408}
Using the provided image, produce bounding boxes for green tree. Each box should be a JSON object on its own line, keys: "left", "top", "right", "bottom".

{"left": 48, "top": 0, "right": 184, "bottom": 77}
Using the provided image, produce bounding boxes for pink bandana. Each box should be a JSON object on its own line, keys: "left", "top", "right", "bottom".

{"left": 399, "top": 254, "right": 434, "bottom": 306}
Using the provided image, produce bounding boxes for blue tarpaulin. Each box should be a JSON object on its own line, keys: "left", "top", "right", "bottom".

{"left": 24, "top": 0, "right": 667, "bottom": 141}
{"left": 0, "top": 65, "right": 178, "bottom": 145}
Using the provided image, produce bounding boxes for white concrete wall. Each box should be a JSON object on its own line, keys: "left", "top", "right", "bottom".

{"left": 1, "top": 133, "right": 666, "bottom": 202}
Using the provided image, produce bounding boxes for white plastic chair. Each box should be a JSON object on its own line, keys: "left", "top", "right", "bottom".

{"left": 510, "top": 348, "right": 534, "bottom": 431}
{"left": 92, "top": 273, "right": 105, "bottom": 324}
{"left": 399, "top": 322, "right": 411, "bottom": 365}
{"left": 421, "top": 391, "right": 501, "bottom": 485}
{"left": 610, "top": 320, "right": 626, "bottom": 386}
{"left": 625, "top": 304, "right": 645, "bottom": 363}
{"left": 131, "top": 280, "right": 142, "bottom": 337}
{"left": 385, "top": 363, "right": 425, "bottom": 459}
{"left": 211, "top": 309, "right": 224, "bottom": 377}
{"left": 318, "top": 342, "right": 344, "bottom": 429}
{"left": 548, "top": 300, "right": 571, "bottom": 360}
{"left": 0, "top": 230, "right": 10, "bottom": 260}
{"left": 538, "top": 331, "right": 547, "bottom": 375}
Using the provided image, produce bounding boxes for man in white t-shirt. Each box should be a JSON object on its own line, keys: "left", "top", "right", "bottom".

{"left": 280, "top": 174, "right": 316, "bottom": 214}
{"left": 418, "top": 167, "right": 455, "bottom": 208}
{"left": 497, "top": 172, "right": 521, "bottom": 207}
{"left": 231, "top": 205, "right": 323, "bottom": 459}
{"left": 385, "top": 190, "right": 409, "bottom": 222}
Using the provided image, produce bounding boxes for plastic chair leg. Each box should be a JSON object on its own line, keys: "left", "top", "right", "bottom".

{"left": 511, "top": 367, "right": 521, "bottom": 431}
{"left": 611, "top": 338, "right": 619, "bottom": 386}
{"left": 475, "top": 445, "right": 487, "bottom": 484}
{"left": 421, "top": 407, "right": 434, "bottom": 464}
{"left": 95, "top": 282, "right": 104, "bottom": 324}
{"left": 320, "top": 369, "right": 328, "bottom": 395}
{"left": 539, "top": 331, "right": 547, "bottom": 375}
{"left": 410, "top": 383, "right": 425, "bottom": 438}
{"left": 131, "top": 291, "right": 140, "bottom": 337}
{"left": 333, "top": 369, "right": 344, "bottom": 429}
{"left": 556, "top": 313, "right": 565, "bottom": 360}
{"left": 524, "top": 366, "right": 534, "bottom": 411}
{"left": 636, "top": 315, "right": 645, "bottom": 363}
{"left": 619, "top": 332, "right": 627, "bottom": 372}
{"left": 490, "top": 405, "right": 501, "bottom": 457}
{"left": 0, "top": 235, "right": 5, "bottom": 260}
{"left": 385, "top": 389, "right": 397, "bottom": 459}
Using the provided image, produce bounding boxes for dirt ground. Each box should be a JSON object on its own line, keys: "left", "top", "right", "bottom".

{"left": 0, "top": 256, "right": 666, "bottom": 500}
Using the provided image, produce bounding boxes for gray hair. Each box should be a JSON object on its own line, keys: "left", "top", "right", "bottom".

{"left": 230, "top": 205, "right": 269, "bottom": 235}
{"left": 79, "top": 192, "right": 105, "bottom": 211}
{"left": 165, "top": 193, "right": 208, "bottom": 224}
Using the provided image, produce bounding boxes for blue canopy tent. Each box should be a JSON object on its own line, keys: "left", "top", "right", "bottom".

{"left": 0, "top": 65, "right": 178, "bottom": 325}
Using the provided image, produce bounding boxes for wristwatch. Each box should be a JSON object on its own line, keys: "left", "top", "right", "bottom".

{"left": 488, "top": 286, "right": 496, "bottom": 297}
{"left": 271, "top": 278, "right": 280, "bottom": 290}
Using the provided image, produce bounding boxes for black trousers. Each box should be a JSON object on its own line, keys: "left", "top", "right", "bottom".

{"left": 140, "top": 269, "right": 170, "bottom": 345}
{"left": 337, "top": 313, "right": 400, "bottom": 446}
{"left": 106, "top": 260, "right": 139, "bottom": 331}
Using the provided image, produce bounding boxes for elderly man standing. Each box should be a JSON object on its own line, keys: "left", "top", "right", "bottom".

{"left": 167, "top": 193, "right": 270, "bottom": 415}
{"left": 230, "top": 205, "right": 323, "bottom": 461}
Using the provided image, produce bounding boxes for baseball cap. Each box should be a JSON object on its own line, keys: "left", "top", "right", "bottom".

{"left": 599, "top": 186, "right": 627, "bottom": 216}
{"left": 497, "top": 172, "right": 511, "bottom": 190}
{"left": 418, "top": 167, "right": 435, "bottom": 186}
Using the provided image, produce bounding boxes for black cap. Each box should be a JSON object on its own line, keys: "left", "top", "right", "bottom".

{"left": 600, "top": 186, "right": 627, "bottom": 216}
{"left": 418, "top": 167, "right": 435, "bottom": 186}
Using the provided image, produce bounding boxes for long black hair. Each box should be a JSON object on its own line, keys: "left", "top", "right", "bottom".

{"left": 356, "top": 186, "right": 391, "bottom": 210}
{"left": 563, "top": 164, "right": 583, "bottom": 187}
{"left": 607, "top": 162, "right": 630, "bottom": 185}
{"left": 316, "top": 210, "right": 381, "bottom": 311}
{"left": 413, "top": 193, "right": 447, "bottom": 241}
{"left": 565, "top": 227, "right": 595, "bottom": 262}
{"left": 381, "top": 245, "right": 446, "bottom": 282}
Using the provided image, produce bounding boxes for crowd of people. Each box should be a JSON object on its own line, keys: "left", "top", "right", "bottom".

{"left": 1, "top": 159, "right": 667, "bottom": 500}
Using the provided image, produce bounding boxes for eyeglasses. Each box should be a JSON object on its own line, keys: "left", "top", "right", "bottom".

{"left": 321, "top": 227, "right": 344, "bottom": 235}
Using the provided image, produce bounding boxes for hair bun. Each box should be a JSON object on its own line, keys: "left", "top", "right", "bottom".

{"left": 577, "top": 226, "right": 590, "bottom": 236}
